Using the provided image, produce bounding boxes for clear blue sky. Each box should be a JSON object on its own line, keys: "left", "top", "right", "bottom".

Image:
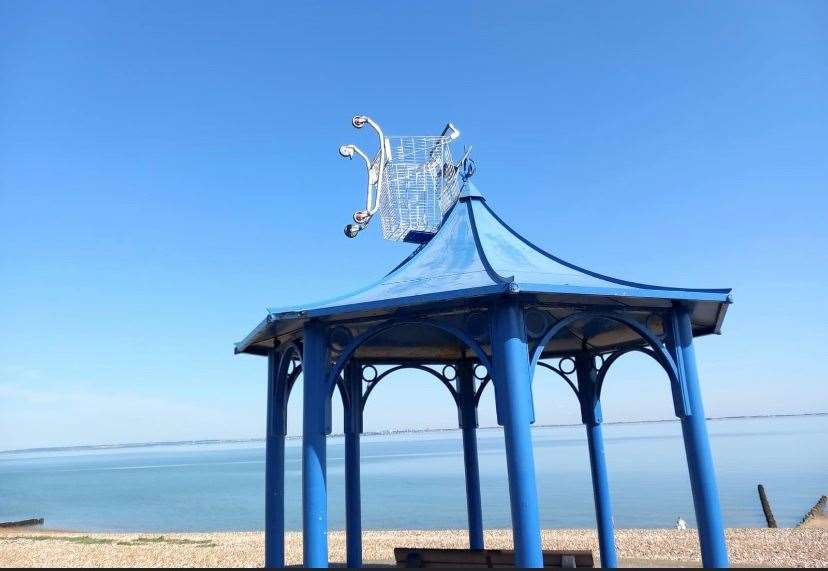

{"left": 1, "top": 1, "right": 826, "bottom": 450}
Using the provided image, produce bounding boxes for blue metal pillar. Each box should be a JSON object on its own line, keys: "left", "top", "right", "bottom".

{"left": 344, "top": 361, "right": 363, "bottom": 568}
{"left": 491, "top": 297, "right": 544, "bottom": 568}
{"left": 668, "top": 305, "right": 729, "bottom": 568}
{"left": 265, "top": 350, "right": 286, "bottom": 568}
{"left": 457, "top": 360, "right": 484, "bottom": 549}
{"left": 574, "top": 354, "right": 617, "bottom": 568}
{"left": 302, "top": 321, "right": 329, "bottom": 568}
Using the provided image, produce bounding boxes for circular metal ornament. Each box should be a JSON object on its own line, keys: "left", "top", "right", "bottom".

{"left": 524, "top": 309, "right": 548, "bottom": 338}
{"left": 328, "top": 326, "right": 353, "bottom": 352}
{"left": 286, "top": 359, "right": 297, "bottom": 375}
{"left": 361, "top": 364, "right": 378, "bottom": 382}
{"left": 473, "top": 364, "right": 489, "bottom": 380}
{"left": 646, "top": 314, "right": 664, "bottom": 335}
{"left": 559, "top": 357, "right": 576, "bottom": 375}
{"left": 465, "top": 312, "right": 488, "bottom": 340}
{"left": 442, "top": 365, "right": 457, "bottom": 381}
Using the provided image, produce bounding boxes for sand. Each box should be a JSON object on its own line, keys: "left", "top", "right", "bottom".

{"left": 1, "top": 527, "right": 826, "bottom": 568}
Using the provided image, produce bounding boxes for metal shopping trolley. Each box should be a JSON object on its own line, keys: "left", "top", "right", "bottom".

{"left": 339, "top": 116, "right": 470, "bottom": 243}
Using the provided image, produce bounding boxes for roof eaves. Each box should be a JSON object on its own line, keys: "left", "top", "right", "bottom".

{"left": 234, "top": 315, "right": 275, "bottom": 355}
{"left": 520, "top": 283, "right": 732, "bottom": 303}
{"left": 712, "top": 295, "right": 733, "bottom": 334}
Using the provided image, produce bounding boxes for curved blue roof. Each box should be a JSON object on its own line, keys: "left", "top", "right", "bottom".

{"left": 236, "top": 182, "right": 731, "bottom": 354}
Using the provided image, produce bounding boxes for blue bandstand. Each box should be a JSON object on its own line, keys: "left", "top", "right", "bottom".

{"left": 236, "top": 182, "right": 732, "bottom": 568}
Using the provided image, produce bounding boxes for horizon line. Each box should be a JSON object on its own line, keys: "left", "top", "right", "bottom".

{"left": 1, "top": 411, "right": 825, "bottom": 456}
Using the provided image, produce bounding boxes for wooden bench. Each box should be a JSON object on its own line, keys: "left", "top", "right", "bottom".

{"left": 394, "top": 548, "right": 594, "bottom": 568}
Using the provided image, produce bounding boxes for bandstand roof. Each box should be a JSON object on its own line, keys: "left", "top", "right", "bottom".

{"left": 236, "top": 183, "right": 731, "bottom": 358}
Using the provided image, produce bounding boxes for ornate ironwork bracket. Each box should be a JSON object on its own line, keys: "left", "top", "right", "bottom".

{"left": 537, "top": 358, "right": 580, "bottom": 398}
{"left": 472, "top": 363, "right": 492, "bottom": 407}
{"left": 535, "top": 356, "right": 601, "bottom": 425}
{"left": 269, "top": 341, "right": 304, "bottom": 436}
{"left": 529, "top": 309, "right": 691, "bottom": 418}
{"left": 361, "top": 363, "right": 459, "bottom": 411}
{"left": 325, "top": 317, "right": 493, "bottom": 398}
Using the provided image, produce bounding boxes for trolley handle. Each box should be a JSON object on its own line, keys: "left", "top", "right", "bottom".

{"left": 351, "top": 115, "right": 389, "bottom": 212}
{"left": 339, "top": 144, "right": 380, "bottom": 219}
{"left": 441, "top": 123, "right": 461, "bottom": 141}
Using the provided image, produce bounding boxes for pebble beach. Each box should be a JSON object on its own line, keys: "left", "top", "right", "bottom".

{"left": 1, "top": 527, "right": 826, "bottom": 568}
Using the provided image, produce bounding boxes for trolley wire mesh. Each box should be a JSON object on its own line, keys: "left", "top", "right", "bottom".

{"left": 378, "top": 135, "right": 460, "bottom": 241}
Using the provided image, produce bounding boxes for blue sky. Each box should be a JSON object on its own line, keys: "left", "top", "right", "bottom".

{"left": 1, "top": 1, "right": 826, "bottom": 450}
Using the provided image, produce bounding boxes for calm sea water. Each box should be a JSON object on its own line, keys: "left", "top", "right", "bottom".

{"left": 1, "top": 416, "right": 825, "bottom": 532}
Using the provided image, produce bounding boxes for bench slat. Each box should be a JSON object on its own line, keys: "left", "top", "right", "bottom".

{"left": 394, "top": 548, "right": 594, "bottom": 568}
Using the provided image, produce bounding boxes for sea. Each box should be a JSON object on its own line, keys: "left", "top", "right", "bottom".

{"left": 1, "top": 415, "right": 825, "bottom": 532}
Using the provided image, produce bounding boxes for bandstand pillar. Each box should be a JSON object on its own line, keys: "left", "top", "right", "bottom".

{"left": 491, "top": 298, "right": 544, "bottom": 568}
{"left": 668, "top": 305, "right": 729, "bottom": 568}
{"left": 574, "top": 354, "right": 617, "bottom": 568}
{"left": 458, "top": 359, "right": 484, "bottom": 549}
{"left": 302, "top": 321, "right": 330, "bottom": 568}
{"left": 344, "top": 361, "right": 363, "bottom": 568}
{"left": 265, "top": 350, "right": 286, "bottom": 568}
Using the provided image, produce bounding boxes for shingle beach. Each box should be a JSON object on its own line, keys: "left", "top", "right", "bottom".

{"left": 1, "top": 527, "right": 826, "bottom": 568}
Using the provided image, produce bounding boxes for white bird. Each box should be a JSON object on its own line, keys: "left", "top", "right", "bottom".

{"left": 676, "top": 517, "right": 688, "bottom": 530}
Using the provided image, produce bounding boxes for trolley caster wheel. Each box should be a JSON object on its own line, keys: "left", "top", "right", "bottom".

{"left": 344, "top": 224, "right": 361, "bottom": 238}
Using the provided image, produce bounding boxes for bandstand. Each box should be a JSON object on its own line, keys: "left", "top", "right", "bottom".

{"left": 235, "top": 181, "right": 732, "bottom": 568}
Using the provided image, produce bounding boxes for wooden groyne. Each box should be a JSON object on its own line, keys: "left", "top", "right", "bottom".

{"left": 757, "top": 484, "right": 777, "bottom": 528}
{"left": 797, "top": 495, "right": 827, "bottom": 528}
{"left": 0, "top": 518, "right": 44, "bottom": 528}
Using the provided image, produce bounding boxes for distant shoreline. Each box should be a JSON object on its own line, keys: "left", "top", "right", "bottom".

{"left": 2, "top": 411, "right": 825, "bottom": 456}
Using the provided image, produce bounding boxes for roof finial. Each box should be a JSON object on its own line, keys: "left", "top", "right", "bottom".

{"left": 459, "top": 146, "right": 476, "bottom": 182}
